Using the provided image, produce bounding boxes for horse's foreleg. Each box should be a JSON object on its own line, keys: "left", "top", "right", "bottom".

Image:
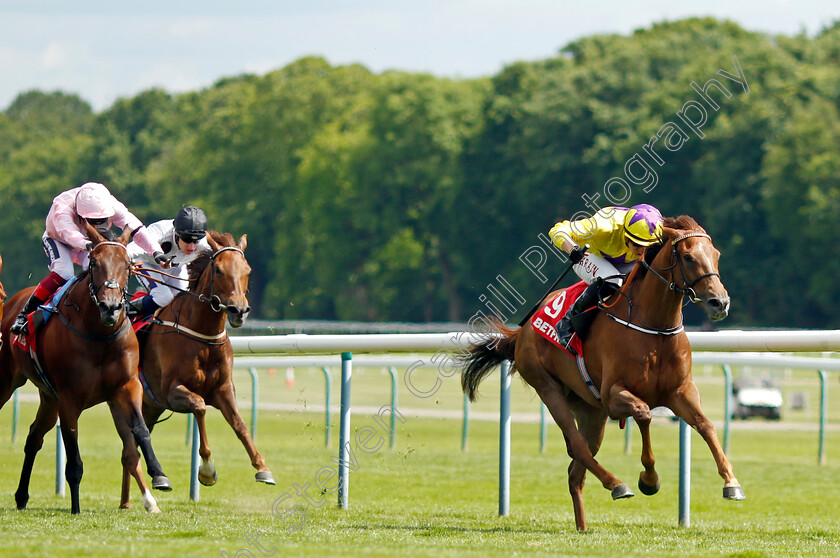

{"left": 15, "top": 393, "right": 58, "bottom": 510}
{"left": 211, "top": 382, "right": 274, "bottom": 485}
{"left": 606, "top": 385, "right": 659, "bottom": 496}
{"left": 669, "top": 382, "right": 745, "bottom": 500}
{"left": 57, "top": 402, "right": 83, "bottom": 514}
{"left": 167, "top": 383, "right": 216, "bottom": 486}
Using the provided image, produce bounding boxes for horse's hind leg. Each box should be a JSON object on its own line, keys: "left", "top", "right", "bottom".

{"left": 120, "top": 403, "right": 166, "bottom": 509}
{"left": 669, "top": 381, "right": 745, "bottom": 500}
{"left": 606, "top": 384, "right": 659, "bottom": 495}
{"left": 123, "top": 381, "right": 171, "bottom": 492}
{"left": 210, "top": 382, "right": 274, "bottom": 484}
{"left": 526, "top": 368, "right": 629, "bottom": 498}
{"left": 109, "top": 393, "right": 162, "bottom": 513}
{"left": 567, "top": 399, "right": 610, "bottom": 531}
{"left": 15, "top": 393, "right": 58, "bottom": 510}
{"left": 167, "top": 383, "right": 217, "bottom": 486}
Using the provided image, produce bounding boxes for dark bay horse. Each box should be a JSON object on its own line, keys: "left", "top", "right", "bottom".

{"left": 0, "top": 226, "right": 171, "bottom": 514}
{"left": 461, "top": 216, "right": 744, "bottom": 531}
{"left": 121, "top": 231, "right": 273, "bottom": 508}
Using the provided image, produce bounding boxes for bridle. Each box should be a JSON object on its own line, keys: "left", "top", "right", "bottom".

{"left": 58, "top": 241, "right": 132, "bottom": 342}
{"left": 133, "top": 246, "right": 245, "bottom": 313}
{"left": 638, "top": 232, "right": 720, "bottom": 304}
{"left": 87, "top": 241, "right": 131, "bottom": 309}
{"left": 601, "top": 232, "right": 720, "bottom": 336}
{"left": 202, "top": 247, "right": 245, "bottom": 312}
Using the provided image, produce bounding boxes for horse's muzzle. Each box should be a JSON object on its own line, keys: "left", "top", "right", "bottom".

{"left": 703, "top": 295, "right": 730, "bottom": 322}
{"left": 98, "top": 302, "right": 124, "bottom": 327}
{"left": 226, "top": 305, "right": 250, "bottom": 328}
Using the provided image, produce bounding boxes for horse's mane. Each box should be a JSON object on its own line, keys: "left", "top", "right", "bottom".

{"left": 662, "top": 215, "right": 705, "bottom": 234}
{"left": 187, "top": 231, "right": 238, "bottom": 290}
{"left": 636, "top": 215, "right": 707, "bottom": 278}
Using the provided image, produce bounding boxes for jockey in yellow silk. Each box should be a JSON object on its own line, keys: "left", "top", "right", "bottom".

{"left": 548, "top": 204, "right": 664, "bottom": 347}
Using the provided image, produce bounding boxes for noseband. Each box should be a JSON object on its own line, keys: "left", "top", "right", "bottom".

{"left": 640, "top": 232, "right": 720, "bottom": 303}
{"left": 201, "top": 246, "right": 245, "bottom": 313}
{"left": 87, "top": 241, "right": 130, "bottom": 306}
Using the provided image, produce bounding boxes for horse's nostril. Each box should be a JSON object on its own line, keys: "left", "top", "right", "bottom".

{"left": 708, "top": 299, "right": 721, "bottom": 309}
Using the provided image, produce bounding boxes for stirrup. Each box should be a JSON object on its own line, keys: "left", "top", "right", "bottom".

{"left": 10, "top": 314, "right": 29, "bottom": 335}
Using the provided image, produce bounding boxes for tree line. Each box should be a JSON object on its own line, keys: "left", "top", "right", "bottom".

{"left": 1, "top": 17, "right": 839, "bottom": 328}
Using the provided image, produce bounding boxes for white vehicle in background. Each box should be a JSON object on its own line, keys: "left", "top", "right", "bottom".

{"left": 731, "top": 378, "right": 783, "bottom": 420}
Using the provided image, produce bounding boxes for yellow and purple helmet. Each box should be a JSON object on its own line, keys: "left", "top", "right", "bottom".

{"left": 623, "top": 204, "right": 663, "bottom": 246}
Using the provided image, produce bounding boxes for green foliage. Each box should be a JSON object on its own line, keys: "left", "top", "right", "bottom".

{"left": 2, "top": 18, "right": 840, "bottom": 326}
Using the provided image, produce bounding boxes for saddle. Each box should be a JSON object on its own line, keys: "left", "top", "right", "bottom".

{"left": 12, "top": 276, "right": 80, "bottom": 353}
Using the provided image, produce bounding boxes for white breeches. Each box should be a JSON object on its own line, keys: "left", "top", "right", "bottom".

{"left": 136, "top": 265, "right": 189, "bottom": 307}
{"left": 573, "top": 253, "right": 635, "bottom": 287}
{"left": 42, "top": 234, "right": 89, "bottom": 280}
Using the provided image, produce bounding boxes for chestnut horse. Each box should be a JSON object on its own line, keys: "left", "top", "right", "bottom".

{"left": 0, "top": 226, "right": 171, "bottom": 514}
{"left": 461, "top": 216, "right": 744, "bottom": 531}
{"left": 121, "top": 231, "right": 273, "bottom": 508}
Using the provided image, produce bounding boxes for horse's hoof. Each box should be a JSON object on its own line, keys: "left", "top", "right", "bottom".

{"left": 611, "top": 484, "right": 635, "bottom": 500}
{"left": 256, "top": 471, "right": 276, "bottom": 485}
{"left": 638, "top": 476, "right": 661, "bottom": 496}
{"left": 723, "top": 485, "right": 746, "bottom": 500}
{"left": 198, "top": 470, "right": 218, "bottom": 487}
{"left": 15, "top": 493, "right": 28, "bottom": 510}
{"left": 198, "top": 461, "right": 217, "bottom": 486}
{"left": 152, "top": 475, "right": 172, "bottom": 491}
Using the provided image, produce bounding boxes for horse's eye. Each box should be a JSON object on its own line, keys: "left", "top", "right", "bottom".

{"left": 683, "top": 254, "right": 694, "bottom": 263}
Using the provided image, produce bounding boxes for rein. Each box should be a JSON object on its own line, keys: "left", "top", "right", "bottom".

{"left": 601, "top": 232, "right": 717, "bottom": 336}
{"left": 134, "top": 246, "right": 245, "bottom": 313}
{"left": 638, "top": 233, "right": 719, "bottom": 303}
{"left": 142, "top": 245, "right": 245, "bottom": 346}
{"left": 61, "top": 242, "right": 132, "bottom": 342}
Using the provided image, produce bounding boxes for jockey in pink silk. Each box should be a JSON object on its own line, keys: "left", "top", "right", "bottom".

{"left": 11, "top": 182, "right": 166, "bottom": 335}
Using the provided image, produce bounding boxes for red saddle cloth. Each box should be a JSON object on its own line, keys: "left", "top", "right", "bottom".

{"left": 11, "top": 313, "right": 38, "bottom": 353}
{"left": 530, "top": 281, "right": 589, "bottom": 357}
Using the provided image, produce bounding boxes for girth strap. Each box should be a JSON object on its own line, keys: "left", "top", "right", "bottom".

{"left": 576, "top": 354, "right": 601, "bottom": 401}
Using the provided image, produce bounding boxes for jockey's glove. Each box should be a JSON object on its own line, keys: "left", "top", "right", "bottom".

{"left": 85, "top": 242, "right": 94, "bottom": 251}
{"left": 153, "top": 252, "right": 168, "bottom": 265}
{"left": 569, "top": 245, "right": 587, "bottom": 265}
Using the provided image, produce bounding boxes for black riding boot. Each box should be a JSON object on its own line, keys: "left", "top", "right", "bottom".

{"left": 555, "top": 281, "right": 603, "bottom": 348}
{"left": 10, "top": 294, "right": 45, "bottom": 335}
{"left": 127, "top": 295, "right": 159, "bottom": 319}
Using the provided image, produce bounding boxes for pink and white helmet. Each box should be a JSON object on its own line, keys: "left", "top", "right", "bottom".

{"left": 75, "top": 182, "right": 115, "bottom": 219}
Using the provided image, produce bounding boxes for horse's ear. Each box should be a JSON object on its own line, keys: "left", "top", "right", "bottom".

{"left": 205, "top": 232, "right": 221, "bottom": 252}
{"left": 237, "top": 234, "right": 247, "bottom": 252}
{"left": 0, "top": 253, "right": 3, "bottom": 275}
{"left": 85, "top": 222, "right": 106, "bottom": 245}
{"left": 117, "top": 227, "right": 133, "bottom": 246}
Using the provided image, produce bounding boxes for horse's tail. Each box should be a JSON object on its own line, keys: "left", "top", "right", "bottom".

{"left": 460, "top": 319, "right": 519, "bottom": 402}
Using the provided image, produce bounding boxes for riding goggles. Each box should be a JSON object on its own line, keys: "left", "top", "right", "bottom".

{"left": 177, "top": 232, "right": 205, "bottom": 244}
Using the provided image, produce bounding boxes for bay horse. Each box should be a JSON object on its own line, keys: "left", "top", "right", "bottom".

{"left": 461, "top": 216, "right": 744, "bottom": 531}
{"left": 121, "top": 231, "right": 273, "bottom": 508}
{"left": 0, "top": 225, "right": 171, "bottom": 514}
